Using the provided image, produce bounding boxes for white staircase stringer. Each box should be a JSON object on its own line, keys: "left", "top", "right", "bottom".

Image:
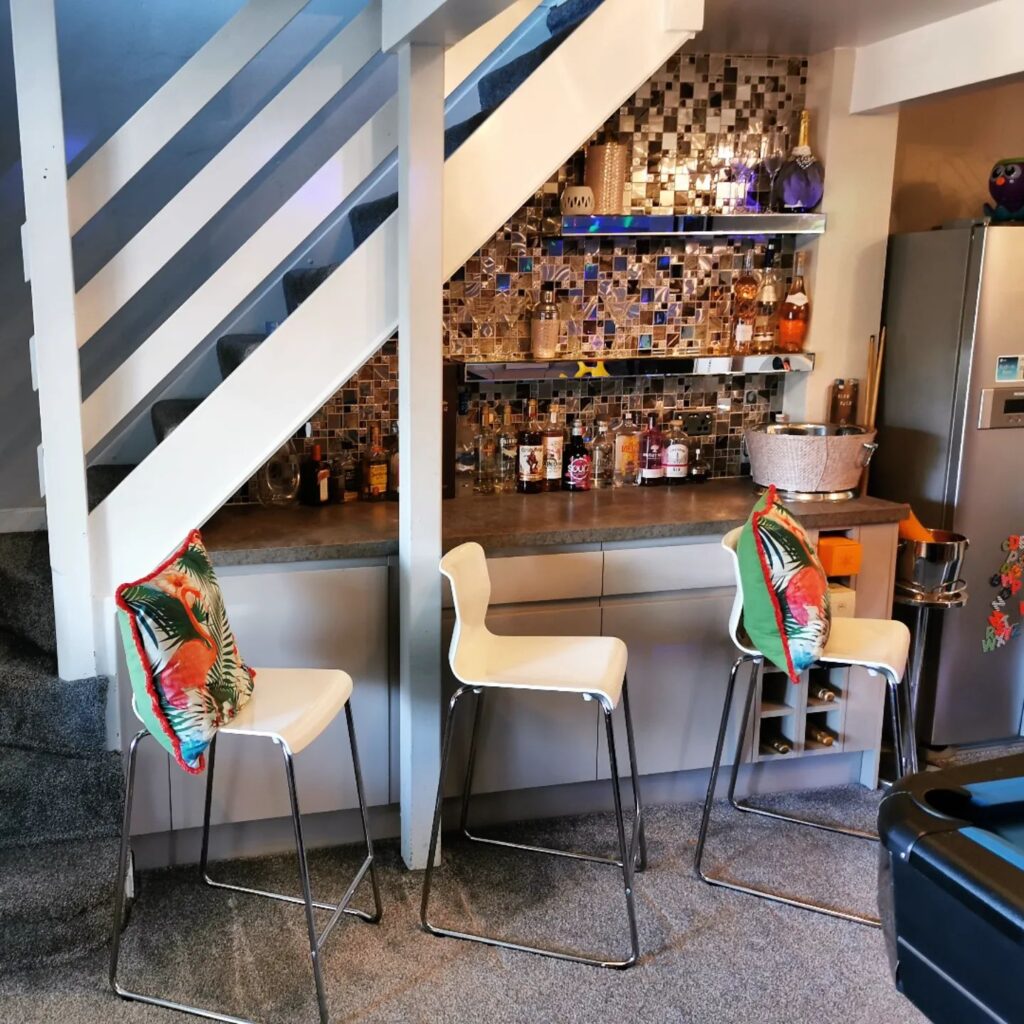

{"left": 92, "top": 0, "right": 704, "bottom": 594}
{"left": 444, "top": 0, "right": 703, "bottom": 273}
{"left": 90, "top": 215, "right": 400, "bottom": 596}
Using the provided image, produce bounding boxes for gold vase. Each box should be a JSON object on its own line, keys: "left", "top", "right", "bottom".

{"left": 584, "top": 142, "right": 628, "bottom": 215}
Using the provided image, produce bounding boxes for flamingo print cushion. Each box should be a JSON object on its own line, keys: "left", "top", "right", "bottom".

{"left": 737, "top": 486, "right": 831, "bottom": 682}
{"left": 115, "top": 529, "right": 255, "bottom": 773}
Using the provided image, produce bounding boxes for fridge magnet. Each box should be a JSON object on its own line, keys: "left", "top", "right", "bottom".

{"left": 984, "top": 159, "right": 1024, "bottom": 222}
{"left": 984, "top": 535, "right": 1024, "bottom": 652}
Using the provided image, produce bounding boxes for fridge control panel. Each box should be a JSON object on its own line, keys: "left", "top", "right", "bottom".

{"left": 979, "top": 387, "right": 1024, "bottom": 429}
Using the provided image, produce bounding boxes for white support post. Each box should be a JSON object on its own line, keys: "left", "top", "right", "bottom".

{"left": 10, "top": 0, "right": 96, "bottom": 680}
{"left": 397, "top": 41, "right": 444, "bottom": 870}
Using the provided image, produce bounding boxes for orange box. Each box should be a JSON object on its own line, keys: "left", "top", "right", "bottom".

{"left": 817, "top": 536, "right": 863, "bottom": 577}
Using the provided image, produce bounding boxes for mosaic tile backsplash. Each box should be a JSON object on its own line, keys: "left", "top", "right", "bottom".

{"left": 236, "top": 52, "right": 807, "bottom": 498}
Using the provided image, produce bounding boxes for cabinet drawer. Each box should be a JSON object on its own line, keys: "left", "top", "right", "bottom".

{"left": 443, "top": 551, "right": 604, "bottom": 607}
{"left": 603, "top": 540, "right": 733, "bottom": 595}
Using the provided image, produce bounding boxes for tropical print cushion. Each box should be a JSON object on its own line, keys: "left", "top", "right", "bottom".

{"left": 737, "top": 486, "right": 831, "bottom": 681}
{"left": 115, "top": 529, "right": 255, "bottom": 773}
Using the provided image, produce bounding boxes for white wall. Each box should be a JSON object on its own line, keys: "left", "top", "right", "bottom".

{"left": 785, "top": 47, "right": 899, "bottom": 424}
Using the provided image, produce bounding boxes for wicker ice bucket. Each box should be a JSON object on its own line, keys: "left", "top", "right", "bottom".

{"left": 745, "top": 424, "right": 878, "bottom": 496}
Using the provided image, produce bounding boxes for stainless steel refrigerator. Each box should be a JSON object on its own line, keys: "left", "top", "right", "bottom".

{"left": 875, "top": 223, "right": 1024, "bottom": 746}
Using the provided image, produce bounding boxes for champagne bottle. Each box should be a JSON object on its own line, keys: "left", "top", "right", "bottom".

{"left": 776, "top": 109, "right": 824, "bottom": 212}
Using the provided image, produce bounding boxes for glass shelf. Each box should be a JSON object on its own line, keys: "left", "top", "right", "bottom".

{"left": 557, "top": 213, "right": 826, "bottom": 237}
{"left": 458, "top": 353, "right": 815, "bottom": 382}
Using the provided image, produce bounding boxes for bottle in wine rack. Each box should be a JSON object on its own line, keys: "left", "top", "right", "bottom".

{"left": 806, "top": 720, "right": 838, "bottom": 747}
{"left": 760, "top": 726, "right": 792, "bottom": 755}
{"left": 809, "top": 681, "right": 840, "bottom": 703}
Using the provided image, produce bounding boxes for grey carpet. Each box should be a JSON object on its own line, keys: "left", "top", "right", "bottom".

{"left": 926, "top": 737, "right": 1024, "bottom": 768}
{"left": 0, "top": 791, "right": 925, "bottom": 1023}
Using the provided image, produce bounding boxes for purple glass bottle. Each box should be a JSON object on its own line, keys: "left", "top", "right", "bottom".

{"left": 775, "top": 110, "right": 824, "bottom": 212}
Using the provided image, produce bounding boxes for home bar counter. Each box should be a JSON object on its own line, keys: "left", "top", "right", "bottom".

{"left": 129, "top": 482, "right": 908, "bottom": 865}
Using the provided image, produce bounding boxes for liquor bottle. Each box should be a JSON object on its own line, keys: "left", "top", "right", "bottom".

{"left": 496, "top": 403, "right": 518, "bottom": 493}
{"left": 517, "top": 399, "right": 545, "bottom": 494}
{"left": 613, "top": 413, "right": 639, "bottom": 487}
{"left": 638, "top": 413, "right": 665, "bottom": 486}
{"left": 385, "top": 421, "right": 399, "bottom": 501}
{"left": 809, "top": 680, "right": 840, "bottom": 703}
{"left": 541, "top": 405, "right": 565, "bottom": 491}
{"left": 753, "top": 239, "right": 781, "bottom": 353}
{"left": 778, "top": 251, "right": 811, "bottom": 352}
{"left": 591, "top": 420, "right": 615, "bottom": 489}
{"left": 562, "top": 419, "right": 592, "bottom": 491}
{"left": 340, "top": 441, "right": 360, "bottom": 502}
{"left": 299, "top": 443, "right": 332, "bottom": 507}
{"left": 760, "top": 727, "right": 792, "bottom": 755}
{"left": 361, "top": 427, "right": 389, "bottom": 501}
{"left": 731, "top": 249, "right": 760, "bottom": 354}
{"left": 806, "top": 720, "right": 838, "bottom": 747}
{"left": 474, "top": 407, "right": 498, "bottom": 495}
{"left": 776, "top": 109, "right": 824, "bottom": 212}
{"left": 531, "top": 281, "right": 560, "bottom": 360}
{"left": 688, "top": 441, "right": 710, "bottom": 484}
{"left": 661, "top": 419, "right": 690, "bottom": 484}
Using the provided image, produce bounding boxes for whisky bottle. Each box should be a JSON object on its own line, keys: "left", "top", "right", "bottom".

{"left": 541, "top": 406, "right": 565, "bottom": 491}
{"left": 361, "top": 427, "right": 389, "bottom": 501}
{"left": 778, "top": 251, "right": 810, "bottom": 352}
{"left": 731, "top": 249, "right": 760, "bottom": 354}
{"left": 806, "top": 720, "right": 838, "bottom": 747}
{"left": 562, "top": 419, "right": 592, "bottom": 491}
{"left": 753, "top": 239, "right": 781, "bottom": 353}
{"left": 613, "top": 413, "right": 640, "bottom": 487}
{"left": 517, "top": 399, "right": 544, "bottom": 494}
{"left": 638, "top": 414, "right": 665, "bottom": 486}
{"left": 474, "top": 407, "right": 498, "bottom": 495}
{"left": 591, "top": 420, "right": 614, "bottom": 489}
{"left": 531, "top": 281, "right": 560, "bottom": 360}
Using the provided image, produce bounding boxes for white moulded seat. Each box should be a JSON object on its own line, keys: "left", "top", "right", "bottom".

{"left": 421, "top": 541, "right": 646, "bottom": 969}
{"left": 693, "top": 525, "right": 915, "bottom": 928}
{"left": 111, "top": 662, "right": 382, "bottom": 1024}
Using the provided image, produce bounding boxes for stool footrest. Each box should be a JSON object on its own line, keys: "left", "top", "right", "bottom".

{"left": 462, "top": 829, "right": 627, "bottom": 868}
{"left": 731, "top": 799, "right": 878, "bottom": 841}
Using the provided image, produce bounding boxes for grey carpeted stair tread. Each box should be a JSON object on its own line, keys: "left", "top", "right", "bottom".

{"left": 477, "top": 25, "right": 573, "bottom": 111}
{"left": 0, "top": 836, "right": 119, "bottom": 973}
{"left": 0, "top": 532, "right": 55, "bottom": 659}
{"left": 0, "top": 634, "right": 107, "bottom": 753}
{"left": 216, "top": 333, "right": 267, "bottom": 380}
{"left": 350, "top": 193, "right": 399, "bottom": 248}
{"left": 151, "top": 399, "right": 202, "bottom": 445}
{"left": 0, "top": 746, "right": 122, "bottom": 850}
{"left": 444, "top": 107, "right": 491, "bottom": 158}
{"left": 282, "top": 263, "right": 340, "bottom": 314}
{"left": 86, "top": 464, "right": 134, "bottom": 511}
{"left": 545, "top": 0, "right": 602, "bottom": 34}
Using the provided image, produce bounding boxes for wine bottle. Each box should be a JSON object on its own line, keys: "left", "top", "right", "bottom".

{"left": 778, "top": 251, "right": 810, "bottom": 352}
{"left": 806, "top": 721, "right": 838, "bottom": 747}
{"left": 731, "top": 249, "right": 760, "bottom": 354}
{"left": 776, "top": 109, "right": 824, "bottom": 212}
{"left": 753, "top": 239, "right": 781, "bottom": 353}
{"left": 760, "top": 727, "right": 792, "bottom": 755}
{"left": 517, "top": 399, "right": 544, "bottom": 494}
{"left": 809, "top": 681, "right": 839, "bottom": 703}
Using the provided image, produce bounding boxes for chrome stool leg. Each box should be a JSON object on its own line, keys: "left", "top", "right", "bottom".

{"left": 695, "top": 654, "right": 882, "bottom": 927}
{"left": 422, "top": 684, "right": 642, "bottom": 968}
{"left": 621, "top": 677, "right": 647, "bottom": 872}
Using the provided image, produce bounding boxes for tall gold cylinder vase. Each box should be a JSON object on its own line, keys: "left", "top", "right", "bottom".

{"left": 585, "top": 142, "right": 628, "bottom": 215}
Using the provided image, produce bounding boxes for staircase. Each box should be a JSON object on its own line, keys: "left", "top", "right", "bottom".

{"left": 6, "top": 0, "right": 702, "bottom": 968}
{"left": 0, "top": 532, "right": 121, "bottom": 972}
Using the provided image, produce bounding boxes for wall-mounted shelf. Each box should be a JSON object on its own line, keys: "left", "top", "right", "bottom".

{"left": 557, "top": 213, "right": 827, "bottom": 238}
{"left": 458, "top": 353, "right": 815, "bottom": 383}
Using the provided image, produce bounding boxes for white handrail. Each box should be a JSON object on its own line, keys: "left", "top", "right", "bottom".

{"left": 81, "top": 98, "right": 398, "bottom": 453}
{"left": 73, "top": 2, "right": 381, "bottom": 347}
{"left": 66, "top": 0, "right": 310, "bottom": 235}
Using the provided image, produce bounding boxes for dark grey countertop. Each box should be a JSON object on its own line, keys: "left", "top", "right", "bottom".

{"left": 202, "top": 479, "right": 908, "bottom": 566}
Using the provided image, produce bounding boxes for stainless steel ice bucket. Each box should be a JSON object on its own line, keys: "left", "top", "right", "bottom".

{"left": 896, "top": 531, "right": 969, "bottom": 594}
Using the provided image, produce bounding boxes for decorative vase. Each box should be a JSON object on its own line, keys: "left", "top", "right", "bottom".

{"left": 560, "top": 185, "right": 595, "bottom": 215}
{"left": 585, "top": 142, "right": 628, "bottom": 215}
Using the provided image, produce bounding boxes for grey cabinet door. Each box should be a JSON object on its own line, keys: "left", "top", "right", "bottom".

{"left": 598, "top": 590, "right": 745, "bottom": 778}
{"left": 442, "top": 601, "right": 602, "bottom": 797}
{"left": 169, "top": 562, "right": 390, "bottom": 829}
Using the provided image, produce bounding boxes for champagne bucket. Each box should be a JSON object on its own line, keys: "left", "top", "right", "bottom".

{"left": 897, "top": 531, "right": 969, "bottom": 595}
{"left": 585, "top": 142, "right": 628, "bottom": 214}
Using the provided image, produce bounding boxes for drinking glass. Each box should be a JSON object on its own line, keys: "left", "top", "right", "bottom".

{"left": 762, "top": 127, "right": 788, "bottom": 212}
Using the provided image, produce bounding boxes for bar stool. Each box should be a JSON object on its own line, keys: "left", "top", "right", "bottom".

{"left": 694, "top": 526, "right": 912, "bottom": 927}
{"left": 422, "top": 542, "right": 646, "bottom": 968}
{"left": 110, "top": 668, "right": 383, "bottom": 1024}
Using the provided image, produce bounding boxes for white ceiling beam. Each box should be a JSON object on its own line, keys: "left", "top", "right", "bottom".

{"left": 382, "top": 0, "right": 522, "bottom": 52}
{"left": 850, "top": 0, "right": 1024, "bottom": 113}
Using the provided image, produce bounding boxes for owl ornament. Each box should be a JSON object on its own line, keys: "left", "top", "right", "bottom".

{"left": 984, "top": 159, "right": 1024, "bottom": 222}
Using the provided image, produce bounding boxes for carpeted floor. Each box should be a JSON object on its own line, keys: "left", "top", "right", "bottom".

{"left": 0, "top": 788, "right": 926, "bottom": 1023}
